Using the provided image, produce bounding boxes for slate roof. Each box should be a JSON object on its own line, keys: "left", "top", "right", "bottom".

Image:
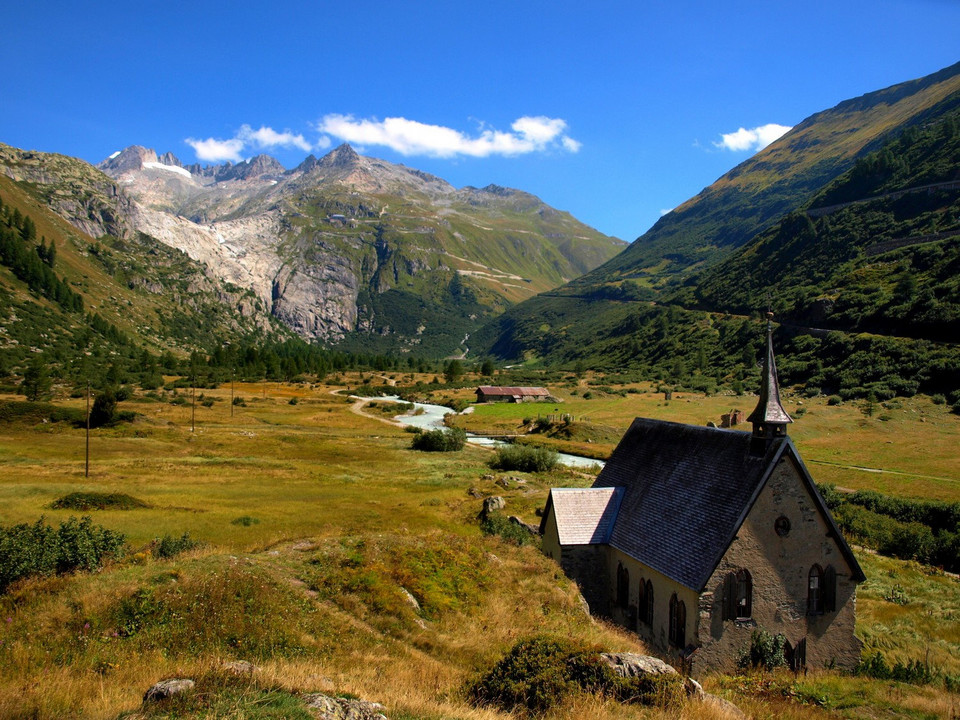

{"left": 589, "top": 417, "right": 864, "bottom": 592}
{"left": 540, "top": 487, "right": 625, "bottom": 544}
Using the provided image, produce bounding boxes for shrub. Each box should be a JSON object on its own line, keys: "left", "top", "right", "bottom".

{"left": 153, "top": 532, "right": 200, "bottom": 559}
{"left": 480, "top": 512, "right": 538, "bottom": 546}
{"left": 0, "top": 516, "right": 125, "bottom": 592}
{"left": 490, "top": 445, "right": 558, "bottom": 473}
{"left": 50, "top": 492, "right": 149, "bottom": 511}
{"left": 737, "top": 629, "right": 788, "bottom": 670}
{"left": 89, "top": 389, "right": 118, "bottom": 428}
{"left": 827, "top": 395, "right": 842, "bottom": 406}
{"left": 469, "top": 636, "right": 682, "bottom": 714}
{"left": 410, "top": 427, "right": 466, "bottom": 452}
{"left": 469, "top": 636, "right": 607, "bottom": 713}
{"left": 231, "top": 516, "right": 260, "bottom": 527}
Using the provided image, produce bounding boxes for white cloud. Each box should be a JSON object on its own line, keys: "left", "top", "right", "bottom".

{"left": 185, "top": 136, "right": 245, "bottom": 163}
{"left": 713, "top": 123, "right": 792, "bottom": 152}
{"left": 186, "top": 124, "right": 313, "bottom": 163}
{"left": 237, "top": 124, "right": 312, "bottom": 152}
{"left": 659, "top": 208, "right": 673, "bottom": 216}
{"left": 315, "top": 114, "right": 580, "bottom": 158}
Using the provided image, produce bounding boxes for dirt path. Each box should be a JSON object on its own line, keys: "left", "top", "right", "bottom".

{"left": 331, "top": 389, "right": 407, "bottom": 427}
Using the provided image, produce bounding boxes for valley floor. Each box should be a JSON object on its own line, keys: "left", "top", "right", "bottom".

{"left": 0, "top": 376, "right": 957, "bottom": 719}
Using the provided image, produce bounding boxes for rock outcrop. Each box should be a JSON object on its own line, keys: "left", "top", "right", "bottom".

{"left": 302, "top": 693, "right": 389, "bottom": 720}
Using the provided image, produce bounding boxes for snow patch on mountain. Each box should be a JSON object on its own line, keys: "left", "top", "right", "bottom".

{"left": 143, "top": 162, "right": 192, "bottom": 178}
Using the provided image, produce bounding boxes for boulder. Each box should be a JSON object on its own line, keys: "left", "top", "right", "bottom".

{"left": 222, "top": 660, "right": 259, "bottom": 676}
{"left": 481, "top": 496, "right": 505, "bottom": 516}
{"left": 599, "top": 653, "right": 677, "bottom": 677}
{"left": 303, "top": 693, "right": 389, "bottom": 719}
{"left": 702, "top": 693, "right": 748, "bottom": 718}
{"left": 143, "top": 678, "right": 195, "bottom": 703}
{"left": 508, "top": 516, "right": 540, "bottom": 535}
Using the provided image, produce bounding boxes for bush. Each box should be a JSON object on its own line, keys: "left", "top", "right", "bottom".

{"left": 0, "top": 516, "right": 125, "bottom": 592}
{"left": 480, "top": 512, "right": 538, "bottom": 546}
{"left": 738, "top": 629, "right": 788, "bottom": 670}
{"left": 410, "top": 427, "right": 466, "bottom": 452}
{"left": 89, "top": 389, "right": 118, "bottom": 428}
{"left": 50, "top": 492, "right": 150, "bottom": 511}
{"left": 469, "top": 636, "right": 682, "bottom": 714}
{"left": 856, "top": 653, "right": 941, "bottom": 686}
{"left": 231, "top": 516, "right": 260, "bottom": 527}
{"left": 490, "top": 445, "right": 558, "bottom": 473}
{"left": 469, "top": 636, "right": 607, "bottom": 713}
{"left": 153, "top": 532, "right": 200, "bottom": 559}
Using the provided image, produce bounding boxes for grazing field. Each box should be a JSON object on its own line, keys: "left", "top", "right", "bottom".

{"left": 0, "top": 377, "right": 957, "bottom": 720}
{"left": 450, "top": 381, "right": 960, "bottom": 502}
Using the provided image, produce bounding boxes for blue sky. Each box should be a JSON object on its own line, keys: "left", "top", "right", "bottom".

{"left": 2, "top": 1, "right": 958, "bottom": 241}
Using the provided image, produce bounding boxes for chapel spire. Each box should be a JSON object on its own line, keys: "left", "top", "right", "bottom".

{"left": 747, "top": 312, "right": 792, "bottom": 448}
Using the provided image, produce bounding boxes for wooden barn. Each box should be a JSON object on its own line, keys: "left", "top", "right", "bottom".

{"left": 475, "top": 386, "right": 551, "bottom": 403}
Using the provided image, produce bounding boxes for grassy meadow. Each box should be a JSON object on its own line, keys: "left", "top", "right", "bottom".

{"left": 0, "top": 374, "right": 958, "bottom": 719}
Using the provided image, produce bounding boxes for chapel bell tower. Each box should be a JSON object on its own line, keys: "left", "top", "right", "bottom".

{"left": 747, "top": 312, "right": 792, "bottom": 451}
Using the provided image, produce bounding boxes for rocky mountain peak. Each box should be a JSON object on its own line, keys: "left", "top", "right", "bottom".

{"left": 216, "top": 154, "right": 286, "bottom": 182}
{"left": 98, "top": 145, "right": 158, "bottom": 174}
{"left": 319, "top": 143, "right": 361, "bottom": 169}
{"left": 158, "top": 151, "right": 183, "bottom": 167}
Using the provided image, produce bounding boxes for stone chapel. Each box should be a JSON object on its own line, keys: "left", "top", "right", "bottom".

{"left": 539, "top": 317, "right": 865, "bottom": 675}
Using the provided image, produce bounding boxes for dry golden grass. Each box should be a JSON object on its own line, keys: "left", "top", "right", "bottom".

{"left": 0, "top": 378, "right": 957, "bottom": 719}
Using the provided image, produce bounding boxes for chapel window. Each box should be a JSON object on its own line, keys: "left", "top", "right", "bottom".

{"left": 669, "top": 593, "right": 686, "bottom": 647}
{"left": 721, "top": 569, "right": 753, "bottom": 620}
{"left": 823, "top": 565, "right": 837, "bottom": 613}
{"left": 736, "top": 569, "right": 752, "bottom": 619}
{"left": 637, "top": 577, "right": 647, "bottom": 626}
{"left": 616, "top": 563, "right": 630, "bottom": 608}
{"left": 644, "top": 580, "right": 654, "bottom": 626}
{"left": 807, "top": 564, "right": 824, "bottom": 615}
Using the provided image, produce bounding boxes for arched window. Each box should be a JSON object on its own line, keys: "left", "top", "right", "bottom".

{"left": 808, "top": 564, "right": 824, "bottom": 615}
{"left": 644, "top": 579, "right": 654, "bottom": 627}
{"left": 637, "top": 577, "right": 647, "bottom": 625}
{"left": 736, "top": 569, "right": 752, "bottom": 619}
{"left": 823, "top": 565, "right": 837, "bottom": 613}
{"left": 669, "top": 593, "right": 686, "bottom": 647}
{"left": 721, "top": 569, "right": 753, "bottom": 620}
{"left": 616, "top": 562, "right": 630, "bottom": 608}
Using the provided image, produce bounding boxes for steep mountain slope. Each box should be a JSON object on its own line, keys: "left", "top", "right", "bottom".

{"left": 574, "top": 60, "right": 960, "bottom": 288}
{"left": 680, "top": 110, "right": 960, "bottom": 343}
{"left": 474, "top": 64, "right": 960, "bottom": 400}
{"left": 96, "top": 144, "right": 624, "bottom": 355}
{"left": 0, "top": 154, "right": 294, "bottom": 389}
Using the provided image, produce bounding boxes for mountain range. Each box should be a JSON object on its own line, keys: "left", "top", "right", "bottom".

{"left": 1, "top": 61, "right": 959, "bottom": 403}
{"left": 94, "top": 143, "right": 624, "bottom": 356}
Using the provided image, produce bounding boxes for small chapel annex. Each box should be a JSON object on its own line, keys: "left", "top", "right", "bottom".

{"left": 539, "top": 317, "right": 865, "bottom": 675}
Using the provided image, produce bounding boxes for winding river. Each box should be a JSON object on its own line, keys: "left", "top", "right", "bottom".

{"left": 373, "top": 396, "right": 605, "bottom": 470}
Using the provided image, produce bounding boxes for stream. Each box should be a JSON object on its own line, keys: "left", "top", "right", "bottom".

{"left": 370, "top": 395, "right": 605, "bottom": 470}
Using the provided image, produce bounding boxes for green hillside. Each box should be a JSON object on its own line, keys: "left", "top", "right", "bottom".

{"left": 573, "top": 60, "right": 960, "bottom": 288}
{"left": 680, "top": 109, "right": 960, "bottom": 342}
{"left": 0, "top": 172, "right": 363, "bottom": 393}
{"left": 473, "top": 64, "right": 960, "bottom": 404}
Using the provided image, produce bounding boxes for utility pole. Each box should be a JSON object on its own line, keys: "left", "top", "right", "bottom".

{"left": 85, "top": 382, "right": 90, "bottom": 478}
